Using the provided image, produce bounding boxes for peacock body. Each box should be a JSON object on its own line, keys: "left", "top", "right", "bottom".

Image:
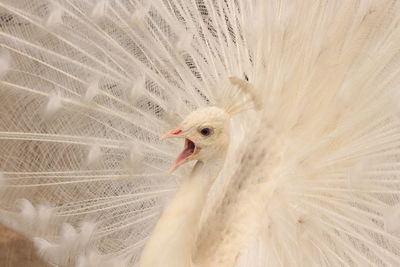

{"left": 0, "top": 0, "right": 400, "bottom": 266}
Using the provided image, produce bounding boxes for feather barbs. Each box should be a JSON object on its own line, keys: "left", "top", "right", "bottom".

{"left": 45, "top": 2, "right": 64, "bottom": 30}
{"left": 16, "top": 199, "right": 54, "bottom": 235}
{"left": 131, "top": 2, "right": 152, "bottom": 26}
{"left": 0, "top": 49, "right": 11, "bottom": 79}
{"left": 91, "top": 0, "right": 109, "bottom": 21}
{"left": 129, "top": 75, "right": 146, "bottom": 102}
{"left": 85, "top": 77, "right": 100, "bottom": 102}
{"left": 0, "top": 172, "right": 4, "bottom": 187}
{"left": 33, "top": 221, "right": 97, "bottom": 266}
{"left": 44, "top": 92, "right": 62, "bottom": 118}
{"left": 220, "top": 76, "right": 262, "bottom": 116}
{"left": 87, "top": 145, "right": 102, "bottom": 166}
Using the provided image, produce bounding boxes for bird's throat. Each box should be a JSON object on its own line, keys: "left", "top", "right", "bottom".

{"left": 139, "top": 156, "right": 226, "bottom": 267}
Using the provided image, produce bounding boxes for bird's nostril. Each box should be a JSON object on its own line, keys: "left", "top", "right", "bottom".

{"left": 171, "top": 129, "right": 182, "bottom": 135}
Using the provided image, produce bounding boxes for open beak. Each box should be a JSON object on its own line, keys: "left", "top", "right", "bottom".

{"left": 160, "top": 127, "right": 199, "bottom": 172}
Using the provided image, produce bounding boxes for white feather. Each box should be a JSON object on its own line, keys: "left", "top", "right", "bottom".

{"left": 129, "top": 75, "right": 146, "bottom": 102}
{"left": 384, "top": 204, "right": 400, "bottom": 235}
{"left": 45, "top": 3, "right": 64, "bottom": 29}
{"left": 175, "top": 29, "right": 194, "bottom": 53}
{"left": 87, "top": 145, "right": 101, "bottom": 166}
{"left": 78, "top": 221, "right": 96, "bottom": 246}
{"left": 76, "top": 250, "right": 129, "bottom": 267}
{"left": 91, "top": 0, "right": 109, "bottom": 20}
{"left": 19, "top": 199, "right": 36, "bottom": 222}
{"left": 131, "top": 3, "right": 151, "bottom": 26}
{"left": 85, "top": 78, "right": 100, "bottom": 102}
{"left": 0, "top": 49, "right": 11, "bottom": 78}
{"left": 0, "top": 172, "right": 4, "bottom": 187}
{"left": 34, "top": 237, "right": 59, "bottom": 263}
{"left": 61, "top": 223, "right": 78, "bottom": 243}
{"left": 37, "top": 204, "right": 53, "bottom": 226}
{"left": 45, "top": 93, "right": 62, "bottom": 118}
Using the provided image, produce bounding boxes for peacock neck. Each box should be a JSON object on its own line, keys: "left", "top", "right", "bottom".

{"left": 139, "top": 154, "right": 226, "bottom": 267}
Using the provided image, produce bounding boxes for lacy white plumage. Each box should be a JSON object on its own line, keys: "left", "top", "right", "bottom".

{"left": 1, "top": 0, "right": 400, "bottom": 266}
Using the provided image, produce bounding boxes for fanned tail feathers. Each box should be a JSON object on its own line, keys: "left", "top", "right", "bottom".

{"left": 0, "top": 0, "right": 400, "bottom": 267}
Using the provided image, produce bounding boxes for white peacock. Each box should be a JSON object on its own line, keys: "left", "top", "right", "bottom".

{"left": 0, "top": 0, "right": 400, "bottom": 267}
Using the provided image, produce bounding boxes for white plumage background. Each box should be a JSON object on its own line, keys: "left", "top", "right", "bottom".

{"left": 0, "top": 0, "right": 400, "bottom": 266}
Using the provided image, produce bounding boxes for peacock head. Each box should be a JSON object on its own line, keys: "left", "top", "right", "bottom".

{"left": 161, "top": 107, "right": 230, "bottom": 172}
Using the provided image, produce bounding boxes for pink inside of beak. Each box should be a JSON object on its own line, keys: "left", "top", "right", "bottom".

{"left": 170, "top": 138, "right": 197, "bottom": 172}
{"left": 160, "top": 127, "right": 198, "bottom": 172}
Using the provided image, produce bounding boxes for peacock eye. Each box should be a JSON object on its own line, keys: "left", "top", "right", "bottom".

{"left": 199, "top": 127, "right": 213, "bottom": 136}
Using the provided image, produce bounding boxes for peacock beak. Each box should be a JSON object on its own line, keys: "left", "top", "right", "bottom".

{"left": 160, "top": 127, "right": 199, "bottom": 172}
{"left": 159, "top": 127, "right": 184, "bottom": 140}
